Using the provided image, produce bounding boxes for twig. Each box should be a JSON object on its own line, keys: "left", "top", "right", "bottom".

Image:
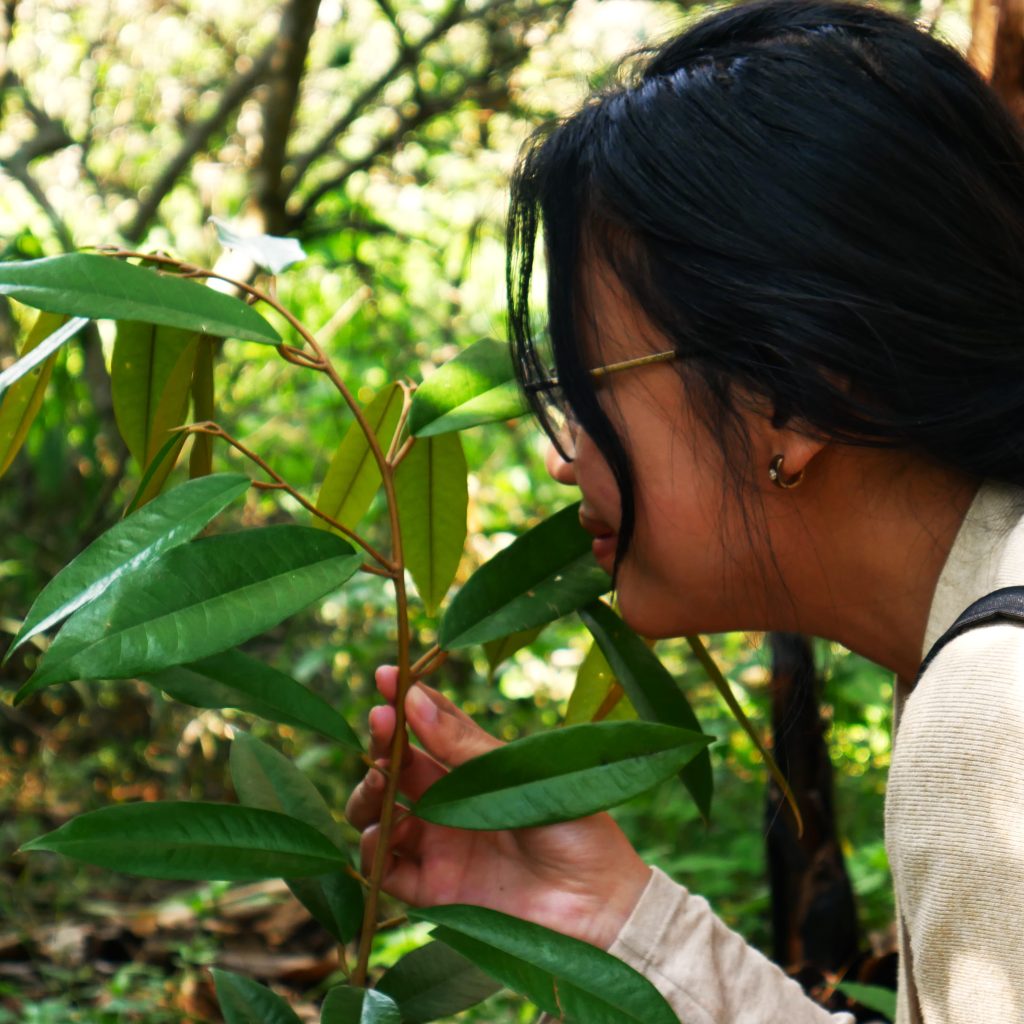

{"left": 684, "top": 635, "right": 804, "bottom": 836}
{"left": 390, "top": 435, "right": 415, "bottom": 469}
{"left": 592, "top": 682, "right": 625, "bottom": 723}
{"left": 286, "top": 0, "right": 470, "bottom": 189}
{"left": 410, "top": 644, "right": 446, "bottom": 678}
{"left": 386, "top": 383, "right": 415, "bottom": 463}
{"left": 179, "top": 422, "right": 394, "bottom": 570}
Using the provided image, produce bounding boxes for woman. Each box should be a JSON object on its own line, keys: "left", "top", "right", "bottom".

{"left": 347, "top": 2, "right": 1024, "bottom": 1020}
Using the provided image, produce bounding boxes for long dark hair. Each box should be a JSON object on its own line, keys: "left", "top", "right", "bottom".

{"left": 507, "top": 0, "right": 1024, "bottom": 563}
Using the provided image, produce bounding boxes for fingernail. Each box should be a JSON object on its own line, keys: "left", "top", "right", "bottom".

{"left": 366, "top": 769, "right": 384, "bottom": 792}
{"left": 406, "top": 685, "right": 437, "bottom": 723}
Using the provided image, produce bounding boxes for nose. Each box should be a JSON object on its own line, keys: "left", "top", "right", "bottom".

{"left": 545, "top": 443, "right": 577, "bottom": 485}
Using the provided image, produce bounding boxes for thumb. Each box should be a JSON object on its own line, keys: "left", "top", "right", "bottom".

{"left": 404, "top": 684, "right": 501, "bottom": 768}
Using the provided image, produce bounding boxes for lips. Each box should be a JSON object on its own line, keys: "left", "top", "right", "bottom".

{"left": 579, "top": 509, "right": 615, "bottom": 540}
{"left": 579, "top": 508, "right": 617, "bottom": 566}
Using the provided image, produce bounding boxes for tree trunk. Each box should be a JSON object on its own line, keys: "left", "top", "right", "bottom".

{"left": 765, "top": 633, "right": 860, "bottom": 976}
{"left": 970, "top": 0, "right": 1024, "bottom": 124}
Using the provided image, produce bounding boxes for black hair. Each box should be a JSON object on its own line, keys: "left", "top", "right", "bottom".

{"left": 507, "top": 0, "right": 1024, "bottom": 566}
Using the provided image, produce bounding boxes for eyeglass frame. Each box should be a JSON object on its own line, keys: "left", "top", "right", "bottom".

{"left": 522, "top": 347, "right": 680, "bottom": 462}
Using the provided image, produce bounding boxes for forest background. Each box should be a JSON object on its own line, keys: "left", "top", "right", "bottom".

{"left": 0, "top": 0, "right": 1009, "bottom": 1021}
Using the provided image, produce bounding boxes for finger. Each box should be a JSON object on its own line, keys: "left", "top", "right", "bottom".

{"left": 345, "top": 764, "right": 387, "bottom": 830}
{"left": 368, "top": 704, "right": 396, "bottom": 761}
{"left": 375, "top": 665, "right": 399, "bottom": 702}
{"left": 404, "top": 684, "right": 502, "bottom": 768}
{"left": 359, "top": 819, "right": 426, "bottom": 907}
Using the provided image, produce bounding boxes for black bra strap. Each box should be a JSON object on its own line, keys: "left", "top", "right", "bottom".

{"left": 915, "top": 585, "right": 1024, "bottom": 684}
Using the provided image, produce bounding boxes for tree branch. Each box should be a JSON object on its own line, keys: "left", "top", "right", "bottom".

{"left": 285, "top": 0, "right": 469, "bottom": 191}
{"left": 252, "top": 0, "right": 321, "bottom": 234}
{"left": 288, "top": 0, "right": 573, "bottom": 229}
{"left": 122, "top": 40, "right": 277, "bottom": 243}
{"left": 289, "top": 97, "right": 439, "bottom": 228}
{"left": 0, "top": 107, "right": 77, "bottom": 251}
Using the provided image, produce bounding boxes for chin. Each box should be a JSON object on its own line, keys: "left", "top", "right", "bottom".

{"left": 614, "top": 587, "right": 691, "bottom": 640}
{"left": 614, "top": 573, "right": 737, "bottom": 639}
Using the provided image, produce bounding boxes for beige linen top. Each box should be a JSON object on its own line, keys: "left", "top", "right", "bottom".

{"left": 593, "top": 481, "right": 1024, "bottom": 1023}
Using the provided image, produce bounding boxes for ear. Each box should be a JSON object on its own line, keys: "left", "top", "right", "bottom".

{"left": 744, "top": 402, "right": 828, "bottom": 490}
{"left": 767, "top": 429, "right": 827, "bottom": 480}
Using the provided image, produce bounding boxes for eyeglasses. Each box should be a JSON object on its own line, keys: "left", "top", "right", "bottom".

{"left": 522, "top": 348, "right": 679, "bottom": 462}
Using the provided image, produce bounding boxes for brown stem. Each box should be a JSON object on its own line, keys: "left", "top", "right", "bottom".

{"left": 278, "top": 343, "right": 326, "bottom": 370}
{"left": 103, "top": 248, "right": 414, "bottom": 987}
{"left": 180, "top": 422, "right": 394, "bottom": 570}
{"left": 352, "top": 387, "right": 415, "bottom": 986}
{"left": 410, "top": 645, "right": 447, "bottom": 679}
{"left": 390, "top": 435, "right": 415, "bottom": 469}
{"left": 386, "top": 382, "right": 414, "bottom": 463}
{"left": 99, "top": 250, "right": 393, "bottom": 488}
{"left": 592, "top": 682, "right": 625, "bottom": 723}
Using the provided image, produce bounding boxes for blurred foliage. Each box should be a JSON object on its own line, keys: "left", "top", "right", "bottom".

{"left": 0, "top": 0, "right": 969, "bottom": 1018}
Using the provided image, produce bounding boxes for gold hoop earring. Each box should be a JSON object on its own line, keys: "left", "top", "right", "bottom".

{"left": 768, "top": 454, "right": 804, "bottom": 490}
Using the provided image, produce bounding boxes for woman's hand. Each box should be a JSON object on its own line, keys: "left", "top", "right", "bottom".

{"left": 345, "top": 667, "right": 652, "bottom": 951}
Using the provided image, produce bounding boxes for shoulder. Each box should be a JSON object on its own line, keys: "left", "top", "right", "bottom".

{"left": 888, "top": 619, "right": 1024, "bottom": 875}
{"left": 904, "top": 619, "right": 1024, "bottom": 745}
{"left": 888, "top": 622, "right": 1024, "bottom": 1021}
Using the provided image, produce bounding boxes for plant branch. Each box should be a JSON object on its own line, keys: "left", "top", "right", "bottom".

{"left": 99, "top": 249, "right": 394, "bottom": 496}
{"left": 179, "top": 421, "right": 394, "bottom": 570}
{"left": 0, "top": 102, "right": 77, "bottom": 251}
{"left": 352, "top": 376, "right": 418, "bottom": 987}
{"left": 385, "top": 382, "right": 414, "bottom": 463}
{"left": 684, "top": 634, "right": 804, "bottom": 836}
{"left": 287, "top": 0, "right": 467, "bottom": 188}
{"left": 412, "top": 646, "right": 448, "bottom": 680}
{"left": 592, "top": 682, "right": 626, "bottom": 723}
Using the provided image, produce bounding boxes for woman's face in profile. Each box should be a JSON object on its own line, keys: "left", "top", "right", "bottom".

{"left": 552, "top": 265, "right": 779, "bottom": 639}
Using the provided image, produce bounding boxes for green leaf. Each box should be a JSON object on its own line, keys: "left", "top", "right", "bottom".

{"left": 287, "top": 872, "right": 362, "bottom": 947}
{"left": 439, "top": 504, "right": 610, "bottom": 650}
{"left": 409, "top": 338, "right": 527, "bottom": 438}
{"left": 564, "top": 642, "right": 637, "bottom": 725}
{"left": 17, "top": 525, "right": 361, "bottom": 702}
{"left": 839, "top": 978, "right": 897, "bottom": 1019}
{"left": 213, "top": 968, "right": 304, "bottom": 1024}
{"left": 20, "top": 802, "right": 347, "bottom": 880}
{"left": 409, "top": 906, "right": 677, "bottom": 1024}
{"left": 0, "top": 253, "right": 280, "bottom": 343}
{"left": 376, "top": 941, "right": 501, "bottom": 1023}
{"left": 413, "top": 721, "right": 712, "bottom": 829}
{"left": 210, "top": 218, "right": 307, "bottom": 275}
{"left": 0, "top": 311, "right": 64, "bottom": 478}
{"left": 321, "top": 987, "right": 401, "bottom": 1024}
{"left": 395, "top": 435, "right": 467, "bottom": 616}
{"left": 316, "top": 384, "right": 403, "bottom": 532}
{"left": 6, "top": 473, "right": 249, "bottom": 662}
{"left": 835, "top": 982, "right": 897, "bottom": 1018}
{"left": 229, "top": 732, "right": 362, "bottom": 942}
{"left": 147, "top": 648, "right": 361, "bottom": 750}
{"left": 579, "top": 599, "right": 713, "bottom": 822}
{"left": 111, "top": 321, "right": 198, "bottom": 470}
{"left": 230, "top": 732, "right": 343, "bottom": 842}
{"left": 125, "top": 431, "right": 188, "bottom": 513}
{"left": 483, "top": 625, "right": 544, "bottom": 676}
